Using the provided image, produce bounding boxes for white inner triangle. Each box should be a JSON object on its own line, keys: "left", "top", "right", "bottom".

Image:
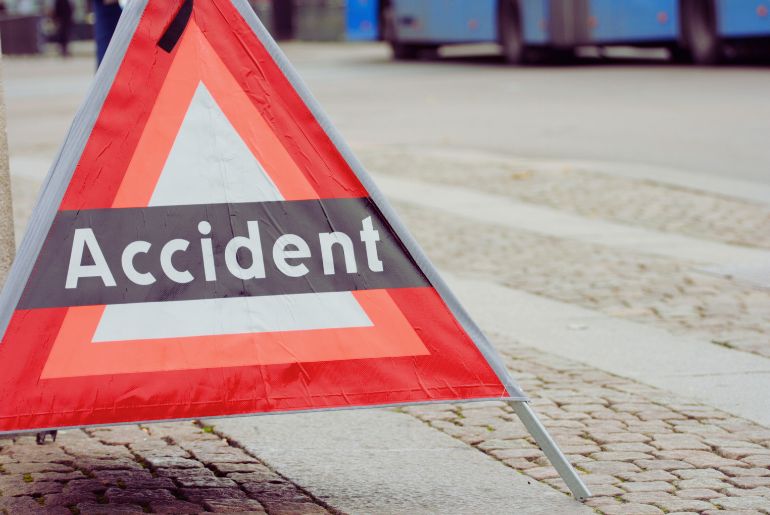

{"left": 149, "top": 82, "right": 283, "bottom": 207}
{"left": 98, "top": 83, "right": 368, "bottom": 343}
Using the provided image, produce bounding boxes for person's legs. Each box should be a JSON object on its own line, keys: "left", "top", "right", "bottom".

{"left": 92, "top": 0, "right": 122, "bottom": 66}
{"left": 59, "top": 18, "right": 72, "bottom": 56}
{"left": 272, "top": 0, "right": 294, "bottom": 40}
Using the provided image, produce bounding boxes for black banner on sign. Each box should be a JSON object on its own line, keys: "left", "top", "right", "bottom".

{"left": 19, "top": 198, "right": 429, "bottom": 309}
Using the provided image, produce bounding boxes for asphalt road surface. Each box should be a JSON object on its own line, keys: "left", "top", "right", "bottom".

{"left": 289, "top": 43, "right": 770, "bottom": 187}
{"left": 4, "top": 41, "right": 770, "bottom": 188}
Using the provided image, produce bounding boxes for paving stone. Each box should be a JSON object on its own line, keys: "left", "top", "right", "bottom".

{"left": 145, "top": 423, "right": 216, "bottom": 441}
{"left": 635, "top": 459, "right": 693, "bottom": 471}
{"left": 730, "top": 477, "right": 770, "bottom": 489}
{"left": 673, "top": 468, "right": 726, "bottom": 479}
{"left": 724, "top": 487, "right": 770, "bottom": 499}
{"left": 583, "top": 496, "right": 623, "bottom": 510}
{"left": 501, "top": 457, "right": 538, "bottom": 470}
{"left": 76, "top": 458, "right": 144, "bottom": 472}
{"left": 584, "top": 496, "right": 623, "bottom": 509}
{"left": 144, "top": 456, "right": 204, "bottom": 469}
{"left": 90, "top": 469, "right": 152, "bottom": 484}
{"left": 653, "top": 499, "right": 716, "bottom": 512}
{"left": 601, "top": 503, "right": 664, "bottom": 514}
{"left": 179, "top": 487, "right": 247, "bottom": 502}
{"left": 227, "top": 471, "right": 285, "bottom": 484}
{"left": 155, "top": 467, "right": 215, "bottom": 479}
{"left": 0, "top": 479, "right": 62, "bottom": 496}
{"left": 30, "top": 471, "right": 86, "bottom": 482}
{"left": 704, "top": 438, "right": 766, "bottom": 449}
{"left": 44, "top": 491, "right": 99, "bottom": 507}
{"left": 566, "top": 454, "right": 593, "bottom": 464}
{"left": 721, "top": 467, "right": 770, "bottom": 478}
{"left": 720, "top": 448, "right": 770, "bottom": 460}
{"left": 131, "top": 446, "right": 190, "bottom": 459}
{"left": 191, "top": 451, "right": 254, "bottom": 464}
{"left": 654, "top": 450, "right": 744, "bottom": 468}
{"left": 589, "top": 434, "right": 649, "bottom": 447}
{"left": 0, "top": 463, "right": 73, "bottom": 474}
{"left": 579, "top": 474, "right": 621, "bottom": 485}
{"left": 148, "top": 500, "right": 203, "bottom": 513}
{"left": 712, "top": 496, "right": 770, "bottom": 510}
{"left": 64, "top": 445, "right": 134, "bottom": 460}
{"left": 88, "top": 426, "right": 149, "bottom": 446}
{"left": 621, "top": 492, "right": 678, "bottom": 504}
{"left": 77, "top": 502, "right": 146, "bottom": 514}
{"left": 242, "top": 482, "right": 309, "bottom": 503}
{"left": 62, "top": 479, "right": 110, "bottom": 495}
{"left": 651, "top": 435, "right": 709, "bottom": 451}
{"left": 179, "top": 441, "right": 231, "bottom": 453}
{"left": 675, "top": 488, "right": 722, "bottom": 500}
{"left": 584, "top": 484, "right": 625, "bottom": 497}
{"left": 261, "top": 501, "right": 329, "bottom": 514}
{"left": 476, "top": 439, "right": 533, "bottom": 451}
{"left": 616, "top": 470, "right": 677, "bottom": 482}
{"left": 202, "top": 499, "right": 267, "bottom": 513}
{"left": 592, "top": 451, "right": 654, "bottom": 462}
{"left": 581, "top": 461, "right": 642, "bottom": 475}
{"left": 676, "top": 477, "right": 731, "bottom": 490}
{"left": 489, "top": 448, "right": 543, "bottom": 460}
{"left": 602, "top": 442, "right": 656, "bottom": 453}
{"left": 734, "top": 429, "right": 770, "bottom": 443}
{"left": 39, "top": 506, "right": 73, "bottom": 515}
{"left": 0, "top": 496, "right": 46, "bottom": 513}
{"left": 104, "top": 487, "right": 177, "bottom": 504}
{"left": 523, "top": 466, "right": 560, "bottom": 480}
{"left": 210, "top": 462, "right": 274, "bottom": 475}
{"left": 744, "top": 455, "right": 770, "bottom": 467}
{"left": 620, "top": 481, "right": 675, "bottom": 493}
{"left": 176, "top": 475, "right": 238, "bottom": 488}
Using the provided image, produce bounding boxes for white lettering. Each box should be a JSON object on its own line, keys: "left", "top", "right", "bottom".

{"left": 65, "top": 228, "right": 116, "bottom": 289}
{"left": 198, "top": 221, "right": 217, "bottom": 282}
{"left": 225, "top": 221, "right": 266, "bottom": 280}
{"left": 319, "top": 232, "right": 357, "bottom": 275}
{"left": 121, "top": 240, "right": 155, "bottom": 286}
{"left": 273, "top": 234, "right": 310, "bottom": 277}
{"left": 359, "top": 216, "right": 383, "bottom": 272}
{"left": 160, "top": 239, "right": 193, "bottom": 284}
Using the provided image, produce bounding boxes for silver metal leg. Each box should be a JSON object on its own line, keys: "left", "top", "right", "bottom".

{"left": 510, "top": 400, "right": 592, "bottom": 501}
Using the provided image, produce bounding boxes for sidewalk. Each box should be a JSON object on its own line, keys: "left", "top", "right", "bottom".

{"left": 2, "top": 52, "right": 770, "bottom": 514}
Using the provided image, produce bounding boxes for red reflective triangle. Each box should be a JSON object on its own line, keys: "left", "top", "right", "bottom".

{"left": 0, "top": 0, "right": 519, "bottom": 434}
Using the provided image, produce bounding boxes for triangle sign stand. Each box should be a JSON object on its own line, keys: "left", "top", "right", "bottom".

{"left": 0, "top": 0, "right": 590, "bottom": 501}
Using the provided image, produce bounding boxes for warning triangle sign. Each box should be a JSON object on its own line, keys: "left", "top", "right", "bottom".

{"left": 0, "top": 0, "right": 526, "bottom": 433}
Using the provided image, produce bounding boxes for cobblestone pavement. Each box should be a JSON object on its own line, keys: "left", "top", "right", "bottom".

{"left": 359, "top": 147, "right": 770, "bottom": 251}
{"left": 403, "top": 338, "right": 770, "bottom": 514}
{"left": 0, "top": 422, "right": 331, "bottom": 514}
{"left": 4, "top": 146, "right": 770, "bottom": 511}
{"left": 392, "top": 196, "right": 770, "bottom": 359}
{"left": 365, "top": 146, "right": 770, "bottom": 512}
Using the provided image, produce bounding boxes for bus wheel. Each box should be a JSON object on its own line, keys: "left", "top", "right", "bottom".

{"left": 499, "top": 0, "right": 526, "bottom": 64}
{"left": 384, "top": 3, "right": 419, "bottom": 60}
{"left": 682, "top": 0, "right": 721, "bottom": 64}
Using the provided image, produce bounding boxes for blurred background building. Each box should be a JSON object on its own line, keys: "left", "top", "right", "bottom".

{"left": 0, "top": 0, "right": 768, "bottom": 65}
{"left": 0, "top": 0, "right": 380, "bottom": 55}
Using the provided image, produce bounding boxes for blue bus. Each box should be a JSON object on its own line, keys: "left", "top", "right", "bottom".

{"left": 351, "top": 0, "right": 770, "bottom": 64}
